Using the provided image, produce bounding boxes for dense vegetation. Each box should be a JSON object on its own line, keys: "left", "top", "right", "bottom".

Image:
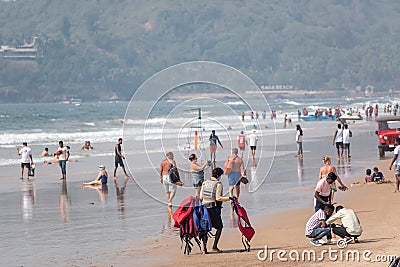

{"left": 0, "top": 0, "right": 399, "bottom": 102}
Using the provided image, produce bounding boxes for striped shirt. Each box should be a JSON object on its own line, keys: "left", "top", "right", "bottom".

{"left": 305, "top": 209, "right": 326, "bottom": 236}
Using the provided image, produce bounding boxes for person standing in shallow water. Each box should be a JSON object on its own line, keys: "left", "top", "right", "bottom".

{"left": 209, "top": 130, "right": 223, "bottom": 165}
{"left": 16, "top": 142, "right": 33, "bottom": 179}
{"left": 332, "top": 123, "right": 344, "bottom": 160}
{"left": 56, "top": 141, "right": 69, "bottom": 180}
{"left": 114, "top": 138, "right": 129, "bottom": 180}
{"left": 296, "top": 124, "right": 303, "bottom": 158}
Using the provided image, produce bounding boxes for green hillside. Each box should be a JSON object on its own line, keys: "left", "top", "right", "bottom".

{"left": 0, "top": 0, "right": 399, "bottom": 102}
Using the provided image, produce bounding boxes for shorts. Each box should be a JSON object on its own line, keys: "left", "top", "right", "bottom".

{"left": 239, "top": 146, "right": 245, "bottom": 151}
{"left": 162, "top": 174, "right": 177, "bottom": 193}
{"left": 193, "top": 180, "right": 203, "bottom": 188}
{"left": 250, "top": 146, "right": 256, "bottom": 151}
{"left": 343, "top": 143, "right": 350, "bottom": 149}
{"left": 21, "top": 162, "right": 31, "bottom": 169}
{"left": 228, "top": 171, "right": 241, "bottom": 186}
{"left": 207, "top": 206, "right": 223, "bottom": 229}
{"left": 335, "top": 142, "right": 343, "bottom": 149}
{"left": 395, "top": 164, "right": 400, "bottom": 175}
{"left": 115, "top": 157, "right": 124, "bottom": 168}
{"left": 210, "top": 145, "right": 217, "bottom": 153}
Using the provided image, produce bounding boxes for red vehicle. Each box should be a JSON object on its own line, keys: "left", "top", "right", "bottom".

{"left": 375, "top": 116, "right": 400, "bottom": 157}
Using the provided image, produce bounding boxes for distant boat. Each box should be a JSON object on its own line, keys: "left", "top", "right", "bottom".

{"left": 300, "top": 115, "right": 337, "bottom": 121}
{"left": 339, "top": 114, "right": 363, "bottom": 121}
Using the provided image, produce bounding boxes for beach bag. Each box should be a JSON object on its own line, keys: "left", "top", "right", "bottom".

{"left": 168, "top": 164, "right": 180, "bottom": 183}
{"left": 28, "top": 164, "right": 35, "bottom": 177}
{"left": 224, "top": 157, "right": 233, "bottom": 175}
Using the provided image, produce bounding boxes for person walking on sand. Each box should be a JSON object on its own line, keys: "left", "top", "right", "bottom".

{"left": 342, "top": 124, "right": 352, "bottom": 158}
{"left": 227, "top": 148, "right": 246, "bottom": 201}
{"left": 296, "top": 124, "right": 303, "bottom": 158}
{"left": 55, "top": 141, "right": 69, "bottom": 180}
{"left": 389, "top": 137, "right": 400, "bottom": 192}
{"left": 249, "top": 129, "right": 258, "bottom": 163}
{"left": 332, "top": 123, "right": 344, "bottom": 160}
{"left": 209, "top": 130, "right": 223, "bottom": 165}
{"left": 82, "top": 164, "right": 108, "bottom": 186}
{"left": 200, "top": 167, "right": 232, "bottom": 254}
{"left": 114, "top": 138, "right": 129, "bottom": 180}
{"left": 237, "top": 130, "right": 247, "bottom": 158}
{"left": 16, "top": 142, "right": 33, "bottom": 179}
{"left": 189, "top": 153, "right": 210, "bottom": 197}
{"left": 160, "top": 152, "right": 181, "bottom": 208}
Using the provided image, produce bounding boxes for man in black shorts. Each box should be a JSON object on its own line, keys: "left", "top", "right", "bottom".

{"left": 200, "top": 167, "right": 232, "bottom": 254}
{"left": 113, "top": 138, "right": 129, "bottom": 180}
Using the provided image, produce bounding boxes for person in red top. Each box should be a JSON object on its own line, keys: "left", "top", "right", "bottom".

{"left": 237, "top": 131, "right": 247, "bottom": 158}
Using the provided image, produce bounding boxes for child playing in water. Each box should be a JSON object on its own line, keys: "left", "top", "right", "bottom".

{"left": 365, "top": 169, "right": 373, "bottom": 183}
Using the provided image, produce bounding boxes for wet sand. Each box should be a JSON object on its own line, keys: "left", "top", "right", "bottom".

{"left": 1, "top": 119, "right": 395, "bottom": 266}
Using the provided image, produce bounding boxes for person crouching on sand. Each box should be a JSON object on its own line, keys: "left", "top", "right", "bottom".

{"left": 326, "top": 205, "right": 362, "bottom": 244}
{"left": 82, "top": 164, "right": 108, "bottom": 186}
{"left": 200, "top": 167, "right": 232, "bottom": 254}
{"left": 305, "top": 204, "right": 334, "bottom": 247}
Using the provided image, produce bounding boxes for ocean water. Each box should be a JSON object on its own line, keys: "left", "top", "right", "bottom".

{"left": 0, "top": 96, "right": 396, "bottom": 266}
{"left": 1, "top": 96, "right": 396, "bottom": 166}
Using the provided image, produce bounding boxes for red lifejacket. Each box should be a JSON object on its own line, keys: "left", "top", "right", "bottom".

{"left": 238, "top": 134, "right": 246, "bottom": 147}
{"left": 232, "top": 198, "right": 255, "bottom": 241}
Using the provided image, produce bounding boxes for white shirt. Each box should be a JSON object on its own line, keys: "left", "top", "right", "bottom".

{"left": 296, "top": 130, "right": 303, "bottom": 143}
{"left": 335, "top": 129, "right": 343, "bottom": 143}
{"left": 19, "top": 146, "right": 32, "bottom": 163}
{"left": 326, "top": 208, "right": 363, "bottom": 236}
{"left": 394, "top": 146, "right": 400, "bottom": 165}
{"left": 249, "top": 133, "right": 258, "bottom": 146}
{"left": 57, "top": 147, "right": 69, "bottom": 161}
{"left": 342, "top": 129, "right": 351, "bottom": 144}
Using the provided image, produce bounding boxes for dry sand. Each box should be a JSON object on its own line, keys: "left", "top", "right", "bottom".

{"left": 131, "top": 159, "right": 400, "bottom": 267}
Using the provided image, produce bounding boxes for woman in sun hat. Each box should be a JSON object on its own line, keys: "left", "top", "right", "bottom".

{"left": 82, "top": 164, "right": 108, "bottom": 186}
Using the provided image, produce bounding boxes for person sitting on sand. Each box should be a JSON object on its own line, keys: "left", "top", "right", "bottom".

{"left": 365, "top": 169, "right": 373, "bottom": 183}
{"left": 372, "top": 167, "right": 384, "bottom": 183}
{"left": 305, "top": 204, "right": 334, "bottom": 247}
{"left": 326, "top": 205, "right": 362, "bottom": 244}
{"left": 82, "top": 164, "right": 108, "bottom": 186}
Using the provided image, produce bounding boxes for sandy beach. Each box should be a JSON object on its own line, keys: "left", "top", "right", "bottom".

{"left": 139, "top": 158, "right": 400, "bottom": 267}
